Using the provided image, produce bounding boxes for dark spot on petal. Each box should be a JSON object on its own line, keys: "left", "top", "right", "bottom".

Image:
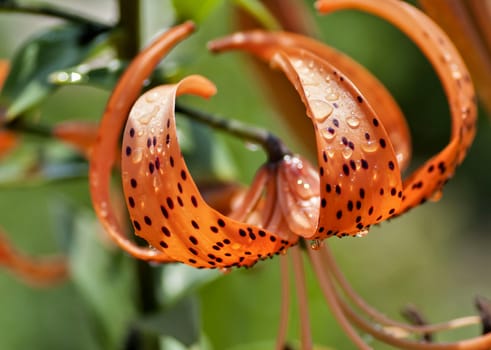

{"left": 144, "top": 216, "right": 152, "bottom": 225}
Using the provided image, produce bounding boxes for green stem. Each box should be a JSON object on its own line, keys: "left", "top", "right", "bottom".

{"left": 175, "top": 104, "right": 291, "bottom": 162}
{"left": 117, "top": 0, "right": 141, "bottom": 59}
{"left": 0, "top": 2, "right": 111, "bottom": 30}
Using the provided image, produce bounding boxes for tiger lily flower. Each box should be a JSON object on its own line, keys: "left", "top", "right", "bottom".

{"left": 89, "top": 0, "right": 488, "bottom": 348}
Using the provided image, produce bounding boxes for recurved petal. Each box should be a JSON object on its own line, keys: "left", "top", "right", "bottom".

{"left": 90, "top": 22, "right": 198, "bottom": 263}
{"left": 209, "top": 31, "right": 411, "bottom": 171}
{"left": 121, "top": 76, "right": 297, "bottom": 269}
{"left": 316, "top": 0, "right": 477, "bottom": 213}
{"left": 210, "top": 34, "right": 403, "bottom": 238}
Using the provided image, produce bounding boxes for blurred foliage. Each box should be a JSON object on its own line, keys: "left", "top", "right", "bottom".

{"left": 0, "top": 1, "right": 490, "bottom": 350}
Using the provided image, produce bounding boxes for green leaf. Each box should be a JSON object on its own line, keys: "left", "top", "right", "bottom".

{"left": 171, "top": 0, "right": 224, "bottom": 23}
{"left": 0, "top": 23, "right": 107, "bottom": 119}
{"left": 233, "top": 0, "right": 281, "bottom": 30}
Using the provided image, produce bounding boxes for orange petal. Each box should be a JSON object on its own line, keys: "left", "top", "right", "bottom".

{"left": 89, "top": 22, "right": 198, "bottom": 263}
{"left": 316, "top": 0, "right": 477, "bottom": 213}
{"left": 121, "top": 76, "right": 297, "bottom": 268}
{"left": 52, "top": 120, "right": 99, "bottom": 159}
{"left": 209, "top": 31, "right": 411, "bottom": 171}
{"left": 0, "top": 60, "right": 9, "bottom": 90}
{"left": 0, "top": 230, "right": 67, "bottom": 287}
{"left": 0, "top": 130, "right": 17, "bottom": 158}
{"left": 276, "top": 155, "right": 320, "bottom": 238}
{"left": 419, "top": 0, "right": 491, "bottom": 119}
{"left": 209, "top": 34, "right": 403, "bottom": 238}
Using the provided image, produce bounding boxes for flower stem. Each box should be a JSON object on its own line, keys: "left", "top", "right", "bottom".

{"left": 117, "top": 0, "right": 141, "bottom": 59}
{"left": 175, "top": 104, "right": 291, "bottom": 162}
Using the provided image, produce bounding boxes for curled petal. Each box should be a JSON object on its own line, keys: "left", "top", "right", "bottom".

{"left": 209, "top": 31, "right": 411, "bottom": 171}
{"left": 210, "top": 33, "right": 403, "bottom": 238}
{"left": 419, "top": 0, "right": 491, "bottom": 119}
{"left": 0, "top": 230, "right": 67, "bottom": 287}
{"left": 316, "top": 0, "right": 477, "bottom": 214}
{"left": 89, "top": 22, "right": 198, "bottom": 263}
{"left": 121, "top": 76, "right": 297, "bottom": 268}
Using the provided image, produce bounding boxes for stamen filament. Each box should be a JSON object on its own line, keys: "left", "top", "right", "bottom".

{"left": 321, "top": 245, "right": 482, "bottom": 335}
{"left": 307, "top": 246, "right": 372, "bottom": 350}
{"left": 291, "top": 245, "right": 313, "bottom": 350}
{"left": 277, "top": 254, "right": 291, "bottom": 350}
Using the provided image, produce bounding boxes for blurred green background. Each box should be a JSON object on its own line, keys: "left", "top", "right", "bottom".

{"left": 0, "top": 1, "right": 490, "bottom": 349}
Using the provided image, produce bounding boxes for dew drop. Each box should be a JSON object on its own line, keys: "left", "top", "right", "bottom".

{"left": 342, "top": 147, "right": 353, "bottom": 159}
{"left": 232, "top": 243, "right": 241, "bottom": 250}
{"left": 430, "top": 189, "right": 443, "bottom": 202}
{"left": 355, "top": 228, "right": 369, "bottom": 238}
{"left": 153, "top": 176, "right": 161, "bottom": 189}
{"left": 220, "top": 267, "right": 232, "bottom": 275}
{"left": 145, "top": 91, "right": 159, "bottom": 103}
{"left": 137, "top": 129, "right": 144, "bottom": 137}
{"left": 326, "top": 146, "right": 335, "bottom": 158}
{"left": 310, "top": 239, "right": 323, "bottom": 250}
{"left": 362, "top": 140, "right": 378, "bottom": 153}
{"left": 325, "top": 92, "right": 339, "bottom": 101}
{"left": 139, "top": 105, "right": 160, "bottom": 125}
{"left": 245, "top": 141, "right": 260, "bottom": 152}
{"left": 321, "top": 127, "right": 336, "bottom": 142}
{"left": 99, "top": 201, "right": 108, "bottom": 218}
{"left": 310, "top": 99, "right": 333, "bottom": 122}
{"left": 132, "top": 148, "right": 143, "bottom": 163}
{"left": 346, "top": 115, "right": 360, "bottom": 128}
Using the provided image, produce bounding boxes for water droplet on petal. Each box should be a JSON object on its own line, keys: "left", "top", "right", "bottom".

{"left": 132, "top": 148, "right": 143, "bottom": 163}
{"left": 326, "top": 146, "right": 335, "bottom": 158}
{"left": 342, "top": 147, "right": 353, "bottom": 159}
{"left": 145, "top": 91, "right": 159, "bottom": 103}
{"left": 325, "top": 92, "right": 339, "bottom": 101}
{"left": 321, "top": 127, "right": 336, "bottom": 142}
{"left": 99, "top": 201, "right": 108, "bottom": 218}
{"left": 346, "top": 115, "right": 360, "bottom": 128}
{"left": 355, "top": 228, "right": 369, "bottom": 238}
{"left": 153, "top": 176, "right": 161, "bottom": 189}
{"left": 310, "top": 99, "right": 333, "bottom": 122}
{"left": 430, "top": 189, "right": 443, "bottom": 202}
{"left": 139, "top": 105, "right": 160, "bottom": 125}
{"left": 362, "top": 140, "right": 378, "bottom": 153}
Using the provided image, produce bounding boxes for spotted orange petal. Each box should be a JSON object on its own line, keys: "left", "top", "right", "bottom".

{"left": 210, "top": 34, "right": 403, "bottom": 238}
{"left": 209, "top": 31, "right": 411, "bottom": 171}
{"left": 121, "top": 76, "right": 297, "bottom": 268}
{"left": 90, "top": 22, "right": 298, "bottom": 268}
{"left": 90, "top": 22, "right": 200, "bottom": 263}
{"left": 316, "top": 0, "right": 477, "bottom": 213}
